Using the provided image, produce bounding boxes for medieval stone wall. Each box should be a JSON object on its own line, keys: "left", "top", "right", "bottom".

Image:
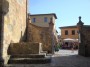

{"left": 27, "top": 23, "right": 52, "bottom": 53}
{"left": 79, "top": 27, "right": 90, "bottom": 56}
{"left": 0, "top": 0, "right": 2, "bottom": 44}
{"left": 2, "top": 0, "right": 27, "bottom": 62}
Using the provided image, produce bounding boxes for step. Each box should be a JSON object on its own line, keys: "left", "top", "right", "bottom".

{"left": 10, "top": 54, "right": 45, "bottom": 58}
{"left": 5, "top": 64, "right": 52, "bottom": 67}
{"left": 8, "top": 56, "right": 51, "bottom": 64}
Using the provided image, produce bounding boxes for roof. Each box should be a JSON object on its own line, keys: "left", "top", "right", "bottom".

{"left": 59, "top": 25, "right": 77, "bottom": 29}
{"left": 59, "top": 25, "right": 90, "bottom": 29}
{"left": 83, "top": 25, "right": 90, "bottom": 28}
{"left": 30, "top": 13, "right": 57, "bottom": 19}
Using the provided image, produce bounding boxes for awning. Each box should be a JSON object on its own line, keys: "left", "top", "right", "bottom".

{"left": 63, "top": 38, "right": 78, "bottom": 42}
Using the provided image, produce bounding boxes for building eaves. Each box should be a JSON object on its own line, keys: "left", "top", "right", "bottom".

{"left": 30, "top": 13, "right": 57, "bottom": 19}
{"left": 83, "top": 25, "right": 90, "bottom": 28}
{"left": 59, "top": 25, "right": 77, "bottom": 29}
{"left": 59, "top": 25, "right": 90, "bottom": 29}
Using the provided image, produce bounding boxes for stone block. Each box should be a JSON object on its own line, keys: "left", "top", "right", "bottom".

{"left": 8, "top": 42, "right": 42, "bottom": 55}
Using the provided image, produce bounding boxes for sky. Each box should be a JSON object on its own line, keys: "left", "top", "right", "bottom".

{"left": 28, "top": 0, "right": 90, "bottom": 34}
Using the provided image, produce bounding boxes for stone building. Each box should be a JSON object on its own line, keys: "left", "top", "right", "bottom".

{"left": 77, "top": 16, "right": 90, "bottom": 57}
{"left": 27, "top": 13, "right": 58, "bottom": 53}
{"left": 0, "top": 0, "right": 28, "bottom": 65}
{"left": 30, "top": 13, "right": 58, "bottom": 42}
{"left": 60, "top": 26, "right": 79, "bottom": 40}
{"left": 0, "top": 0, "right": 58, "bottom": 66}
{"left": 30, "top": 13, "right": 57, "bottom": 27}
{"left": 59, "top": 25, "right": 79, "bottom": 49}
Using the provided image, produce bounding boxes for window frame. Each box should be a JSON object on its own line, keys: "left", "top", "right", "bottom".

{"left": 44, "top": 17, "right": 48, "bottom": 22}
{"left": 32, "top": 18, "right": 36, "bottom": 22}
{"left": 72, "top": 30, "right": 75, "bottom": 35}
{"left": 65, "top": 30, "right": 68, "bottom": 35}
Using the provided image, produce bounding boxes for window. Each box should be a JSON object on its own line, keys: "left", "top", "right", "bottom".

{"left": 32, "top": 18, "right": 36, "bottom": 22}
{"left": 44, "top": 17, "right": 48, "bottom": 22}
{"left": 65, "top": 30, "right": 68, "bottom": 35}
{"left": 72, "top": 30, "right": 75, "bottom": 35}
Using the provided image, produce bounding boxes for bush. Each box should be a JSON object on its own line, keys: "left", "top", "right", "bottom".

{"left": 55, "top": 44, "right": 59, "bottom": 52}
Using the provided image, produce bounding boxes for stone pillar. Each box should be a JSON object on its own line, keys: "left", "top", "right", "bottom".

{"left": 0, "top": 0, "right": 9, "bottom": 66}
{"left": 25, "top": 0, "right": 28, "bottom": 42}
{"left": 77, "top": 16, "right": 84, "bottom": 56}
{"left": 26, "top": 13, "right": 31, "bottom": 42}
{"left": 0, "top": 0, "right": 4, "bottom": 67}
{"left": 49, "top": 18, "right": 55, "bottom": 54}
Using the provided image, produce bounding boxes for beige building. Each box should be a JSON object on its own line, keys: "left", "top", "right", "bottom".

{"left": 28, "top": 13, "right": 58, "bottom": 53}
{"left": 30, "top": 13, "right": 58, "bottom": 42}
{"left": 59, "top": 26, "right": 79, "bottom": 49}
{"left": 60, "top": 26, "right": 79, "bottom": 40}
{"left": 30, "top": 13, "right": 57, "bottom": 27}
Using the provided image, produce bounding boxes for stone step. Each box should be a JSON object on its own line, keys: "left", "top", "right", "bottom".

{"left": 8, "top": 56, "right": 51, "bottom": 64}
{"left": 5, "top": 64, "right": 53, "bottom": 67}
{"left": 10, "top": 54, "right": 45, "bottom": 58}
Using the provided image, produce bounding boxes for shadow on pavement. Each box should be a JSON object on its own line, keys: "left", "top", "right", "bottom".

{"left": 51, "top": 54, "right": 90, "bottom": 67}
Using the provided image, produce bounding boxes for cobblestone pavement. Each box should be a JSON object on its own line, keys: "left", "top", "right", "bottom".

{"left": 50, "top": 49, "right": 90, "bottom": 67}
{"left": 5, "top": 49, "right": 90, "bottom": 67}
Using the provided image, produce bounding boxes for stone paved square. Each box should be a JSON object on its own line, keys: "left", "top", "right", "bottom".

{"left": 50, "top": 49, "right": 90, "bottom": 67}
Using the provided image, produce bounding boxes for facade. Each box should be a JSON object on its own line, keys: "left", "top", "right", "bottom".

{"left": 28, "top": 13, "right": 58, "bottom": 53}
{"left": 59, "top": 26, "right": 79, "bottom": 49}
{"left": 30, "top": 13, "right": 58, "bottom": 43}
{"left": 30, "top": 13, "right": 57, "bottom": 27}
{"left": 27, "top": 21, "right": 53, "bottom": 53}
{"left": 0, "top": 0, "right": 28, "bottom": 65}
{"left": 60, "top": 26, "right": 79, "bottom": 40}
